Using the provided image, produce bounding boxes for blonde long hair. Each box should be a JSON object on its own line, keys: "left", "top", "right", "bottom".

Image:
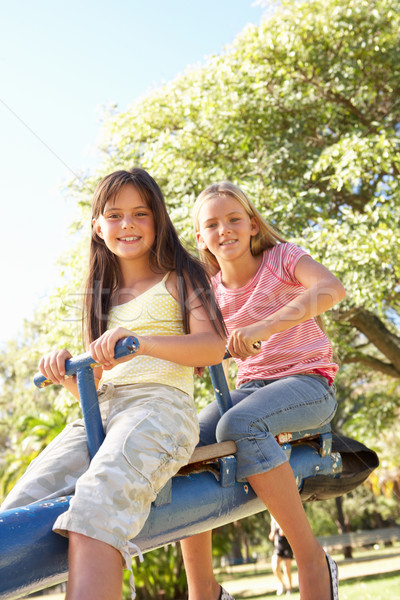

{"left": 193, "top": 181, "right": 286, "bottom": 274}
{"left": 193, "top": 181, "right": 329, "bottom": 338}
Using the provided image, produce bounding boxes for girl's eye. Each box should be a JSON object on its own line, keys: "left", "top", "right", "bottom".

{"left": 107, "top": 214, "right": 120, "bottom": 219}
{"left": 206, "top": 223, "right": 217, "bottom": 228}
{"left": 136, "top": 212, "right": 149, "bottom": 217}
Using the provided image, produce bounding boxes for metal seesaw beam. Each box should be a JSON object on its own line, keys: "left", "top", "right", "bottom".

{"left": 0, "top": 338, "right": 342, "bottom": 599}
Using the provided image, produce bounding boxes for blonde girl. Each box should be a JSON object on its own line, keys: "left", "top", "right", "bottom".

{"left": 181, "top": 182, "right": 345, "bottom": 600}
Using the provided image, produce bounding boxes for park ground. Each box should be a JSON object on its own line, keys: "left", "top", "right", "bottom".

{"left": 218, "top": 544, "right": 400, "bottom": 599}
{"left": 22, "top": 543, "right": 400, "bottom": 599}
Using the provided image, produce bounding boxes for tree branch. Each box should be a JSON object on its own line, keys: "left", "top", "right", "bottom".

{"left": 342, "top": 352, "right": 400, "bottom": 378}
{"left": 339, "top": 307, "right": 400, "bottom": 373}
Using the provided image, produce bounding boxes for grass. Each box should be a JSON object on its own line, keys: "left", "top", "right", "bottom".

{"left": 339, "top": 571, "right": 400, "bottom": 600}
{"left": 220, "top": 572, "right": 400, "bottom": 600}
{"left": 217, "top": 544, "right": 400, "bottom": 600}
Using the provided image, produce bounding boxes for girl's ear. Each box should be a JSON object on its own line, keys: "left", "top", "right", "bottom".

{"left": 196, "top": 231, "right": 207, "bottom": 250}
{"left": 250, "top": 217, "right": 260, "bottom": 237}
{"left": 93, "top": 218, "right": 104, "bottom": 239}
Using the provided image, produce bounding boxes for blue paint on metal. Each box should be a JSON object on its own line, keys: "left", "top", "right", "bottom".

{"left": 0, "top": 337, "right": 343, "bottom": 599}
{"left": 33, "top": 336, "right": 139, "bottom": 458}
{"left": 218, "top": 456, "right": 237, "bottom": 488}
{"left": 0, "top": 470, "right": 263, "bottom": 599}
{"left": 281, "top": 443, "right": 292, "bottom": 460}
{"left": 152, "top": 480, "right": 172, "bottom": 507}
{"left": 209, "top": 363, "right": 232, "bottom": 415}
{"left": 320, "top": 432, "right": 333, "bottom": 457}
{"left": 0, "top": 498, "right": 70, "bottom": 599}
{"left": 33, "top": 336, "right": 138, "bottom": 389}
{"left": 76, "top": 367, "right": 105, "bottom": 458}
{"left": 0, "top": 445, "right": 342, "bottom": 598}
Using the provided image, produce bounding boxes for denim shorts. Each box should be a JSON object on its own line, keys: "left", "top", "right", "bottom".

{"left": 198, "top": 374, "right": 337, "bottom": 481}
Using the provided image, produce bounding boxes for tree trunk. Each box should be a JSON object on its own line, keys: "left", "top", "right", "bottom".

{"left": 230, "top": 521, "right": 244, "bottom": 564}
{"left": 335, "top": 496, "right": 353, "bottom": 559}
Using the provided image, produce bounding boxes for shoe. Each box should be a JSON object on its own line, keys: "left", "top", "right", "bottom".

{"left": 326, "top": 553, "right": 339, "bottom": 600}
{"left": 276, "top": 584, "right": 285, "bottom": 596}
{"left": 219, "top": 586, "right": 235, "bottom": 600}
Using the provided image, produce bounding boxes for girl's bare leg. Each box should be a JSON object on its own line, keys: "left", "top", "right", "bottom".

{"left": 66, "top": 532, "right": 123, "bottom": 600}
{"left": 282, "top": 558, "right": 293, "bottom": 591}
{"left": 248, "top": 463, "right": 331, "bottom": 600}
{"left": 272, "top": 555, "right": 286, "bottom": 589}
{"left": 182, "top": 462, "right": 333, "bottom": 600}
{"left": 181, "top": 530, "right": 221, "bottom": 600}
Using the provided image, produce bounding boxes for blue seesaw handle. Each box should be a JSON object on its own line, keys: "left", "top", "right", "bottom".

{"left": 209, "top": 341, "right": 261, "bottom": 416}
{"left": 33, "top": 336, "right": 139, "bottom": 388}
{"left": 33, "top": 336, "right": 139, "bottom": 458}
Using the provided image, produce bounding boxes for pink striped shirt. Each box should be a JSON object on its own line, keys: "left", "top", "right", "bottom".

{"left": 212, "top": 243, "right": 338, "bottom": 387}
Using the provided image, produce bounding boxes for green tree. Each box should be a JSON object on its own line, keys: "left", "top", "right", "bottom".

{"left": 1, "top": 0, "right": 399, "bottom": 581}
{"left": 78, "top": 0, "right": 400, "bottom": 378}
{"left": 126, "top": 544, "right": 187, "bottom": 600}
{"left": 3, "top": 0, "right": 399, "bottom": 434}
{"left": 0, "top": 409, "right": 67, "bottom": 498}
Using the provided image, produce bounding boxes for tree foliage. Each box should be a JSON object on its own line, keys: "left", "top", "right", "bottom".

{"left": 1, "top": 0, "right": 399, "bottom": 527}
{"left": 80, "top": 0, "right": 400, "bottom": 377}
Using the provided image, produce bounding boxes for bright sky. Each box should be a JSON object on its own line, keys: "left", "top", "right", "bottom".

{"left": 0, "top": 0, "right": 265, "bottom": 348}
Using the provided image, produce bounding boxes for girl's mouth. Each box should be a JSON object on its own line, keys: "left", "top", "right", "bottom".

{"left": 220, "top": 239, "right": 237, "bottom": 246}
{"left": 118, "top": 236, "right": 141, "bottom": 242}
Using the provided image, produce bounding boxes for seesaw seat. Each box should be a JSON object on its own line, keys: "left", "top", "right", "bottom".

{"left": 185, "top": 441, "right": 238, "bottom": 466}
{"left": 180, "top": 420, "right": 332, "bottom": 474}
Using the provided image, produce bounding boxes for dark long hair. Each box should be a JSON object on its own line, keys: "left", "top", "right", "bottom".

{"left": 83, "top": 168, "right": 226, "bottom": 347}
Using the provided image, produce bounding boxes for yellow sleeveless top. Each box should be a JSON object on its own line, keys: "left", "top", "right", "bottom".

{"left": 100, "top": 274, "right": 194, "bottom": 397}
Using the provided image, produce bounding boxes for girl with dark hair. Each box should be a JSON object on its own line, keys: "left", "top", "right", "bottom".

{"left": 1, "top": 168, "right": 226, "bottom": 600}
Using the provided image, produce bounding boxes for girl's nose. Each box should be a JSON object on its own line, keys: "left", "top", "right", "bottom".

{"left": 121, "top": 215, "right": 135, "bottom": 228}
{"left": 219, "top": 221, "right": 232, "bottom": 235}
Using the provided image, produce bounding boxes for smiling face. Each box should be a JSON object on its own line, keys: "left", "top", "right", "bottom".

{"left": 93, "top": 183, "right": 156, "bottom": 264}
{"left": 196, "top": 194, "right": 259, "bottom": 265}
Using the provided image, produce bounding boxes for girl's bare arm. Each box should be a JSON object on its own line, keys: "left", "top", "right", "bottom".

{"left": 89, "top": 319, "right": 225, "bottom": 370}
{"left": 89, "top": 275, "right": 226, "bottom": 370}
{"left": 228, "top": 255, "right": 345, "bottom": 359}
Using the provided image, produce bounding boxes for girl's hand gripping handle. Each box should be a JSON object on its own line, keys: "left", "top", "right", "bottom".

{"left": 33, "top": 336, "right": 139, "bottom": 389}
{"left": 224, "top": 340, "right": 261, "bottom": 360}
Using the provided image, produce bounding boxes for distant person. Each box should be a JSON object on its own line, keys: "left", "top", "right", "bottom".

{"left": 1, "top": 168, "right": 226, "bottom": 600}
{"left": 269, "top": 517, "right": 293, "bottom": 596}
{"left": 181, "top": 181, "right": 343, "bottom": 600}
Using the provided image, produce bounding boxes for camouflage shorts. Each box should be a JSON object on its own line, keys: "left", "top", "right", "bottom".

{"left": 2, "top": 382, "right": 199, "bottom": 557}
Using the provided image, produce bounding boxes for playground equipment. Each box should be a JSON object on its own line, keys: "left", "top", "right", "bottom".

{"left": 0, "top": 338, "right": 378, "bottom": 599}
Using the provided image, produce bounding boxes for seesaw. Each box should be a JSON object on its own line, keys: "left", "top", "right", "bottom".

{"left": 0, "top": 337, "right": 378, "bottom": 599}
